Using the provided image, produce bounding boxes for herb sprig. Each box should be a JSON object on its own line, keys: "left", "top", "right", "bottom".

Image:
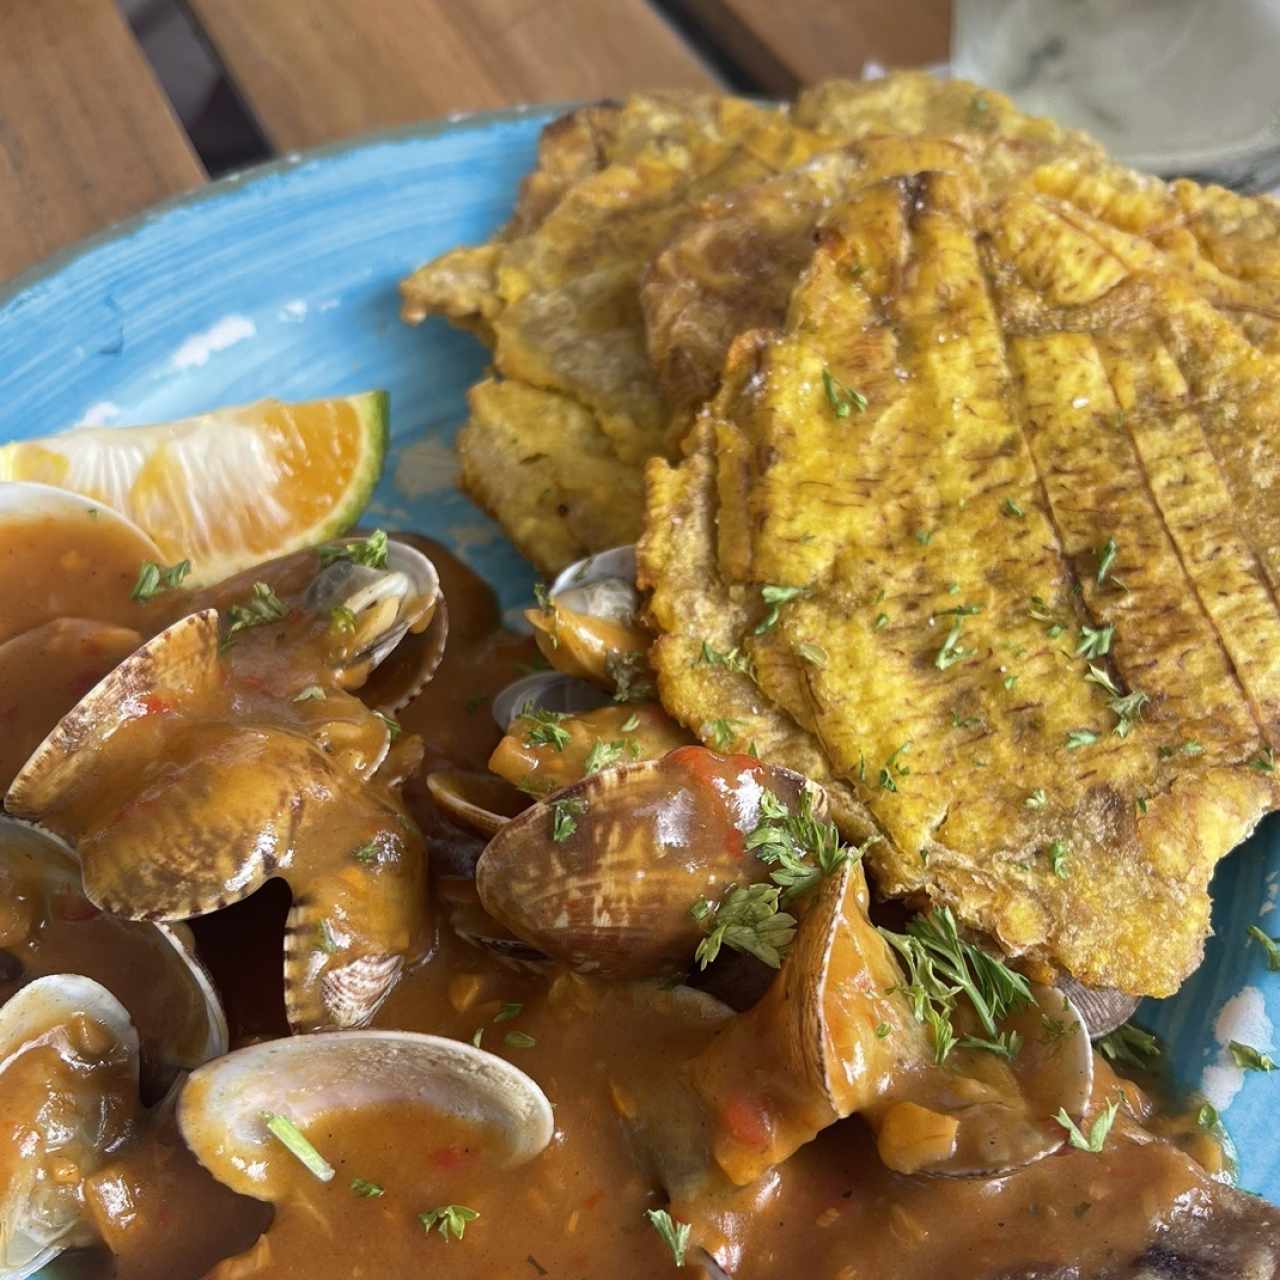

{"left": 691, "top": 884, "right": 796, "bottom": 970}
{"left": 319, "top": 529, "right": 389, "bottom": 570}
{"left": 131, "top": 559, "right": 191, "bottom": 602}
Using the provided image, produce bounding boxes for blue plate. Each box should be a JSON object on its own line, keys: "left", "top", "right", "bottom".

{"left": 1, "top": 107, "right": 1277, "bottom": 1201}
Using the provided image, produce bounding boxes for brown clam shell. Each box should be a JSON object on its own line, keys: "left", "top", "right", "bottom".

{"left": 475, "top": 747, "right": 819, "bottom": 980}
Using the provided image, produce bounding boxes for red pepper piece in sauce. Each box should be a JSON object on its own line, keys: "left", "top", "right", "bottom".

{"left": 720, "top": 1093, "right": 773, "bottom": 1151}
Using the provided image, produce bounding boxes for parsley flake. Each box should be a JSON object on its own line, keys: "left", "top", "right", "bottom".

{"left": 351, "top": 1177, "right": 384, "bottom": 1198}
{"left": 418, "top": 1205, "right": 478, "bottom": 1242}
{"left": 1001, "top": 498, "right": 1025, "bottom": 519}
{"left": 551, "top": 797, "right": 586, "bottom": 842}
{"left": 821, "top": 368, "right": 867, "bottom": 418}
{"left": 584, "top": 739, "right": 626, "bottom": 774}
{"left": 692, "top": 883, "right": 796, "bottom": 970}
{"left": 225, "top": 582, "right": 287, "bottom": 641}
{"left": 645, "top": 1209, "right": 691, "bottom": 1268}
{"left": 1248, "top": 925, "right": 1280, "bottom": 971}
{"left": 319, "top": 530, "right": 389, "bottom": 570}
{"left": 1230, "top": 1041, "right": 1276, "bottom": 1072}
{"left": 754, "top": 584, "right": 808, "bottom": 634}
{"left": 130, "top": 559, "right": 191, "bottom": 602}
{"left": 1055, "top": 1097, "right": 1120, "bottom": 1153}
{"left": 1096, "top": 537, "right": 1118, "bottom": 586}
{"left": 935, "top": 622, "right": 975, "bottom": 670}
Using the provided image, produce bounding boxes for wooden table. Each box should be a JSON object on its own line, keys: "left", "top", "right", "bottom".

{"left": 0, "top": 0, "right": 949, "bottom": 283}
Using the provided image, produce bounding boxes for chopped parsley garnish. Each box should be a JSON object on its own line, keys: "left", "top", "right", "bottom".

{"left": 1198, "top": 1102, "right": 1219, "bottom": 1129}
{"left": 875, "top": 1022, "right": 892, "bottom": 1039}
{"left": 798, "top": 641, "right": 828, "bottom": 667}
{"left": 878, "top": 741, "right": 912, "bottom": 792}
{"left": 935, "top": 622, "right": 975, "bottom": 670}
{"left": 1096, "top": 537, "right": 1118, "bottom": 586}
{"left": 550, "top": 797, "right": 586, "bottom": 842}
{"left": 1098, "top": 1022, "right": 1161, "bottom": 1070}
{"left": 352, "top": 840, "right": 380, "bottom": 865}
{"left": 879, "top": 907, "right": 1033, "bottom": 1065}
{"left": 520, "top": 705, "right": 571, "bottom": 752}
{"left": 584, "top": 739, "right": 626, "bottom": 774}
{"left": 933, "top": 603, "right": 982, "bottom": 619}
{"left": 1003, "top": 674, "right": 1018, "bottom": 690}
{"left": 958, "top": 1031, "right": 1023, "bottom": 1060}
{"left": 1084, "top": 665, "right": 1149, "bottom": 736}
{"left": 1065, "top": 729, "right": 1099, "bottom": 750}
{"left": 292, "top": 685, "right": 326, "bottom": 703}
{"left": 821, "top": 368, "right": 868, "bottom": 418}
{"left": 130, "top": 558, "right": 191, "bottom": 602}
{"left": 620, "top": 712, "right": 640, "bottom": 732}
{"left": 915, "top": 528, "right": 934, "bottom": 546}
{"left": 375, "top": 711, "right": 401, "bottom": 740}
{"left": 225, "top": 582, "right": 288, "bottom": 640}
{"left": 873, "top": 612, "right": 890, "bottom": 631}
{"left": 1025, "top": 788, "right": 1048, "bottom": 809}
{"left": 1055, "top": 1096, "right": 1120, "bottom": 1153}
{"left": 418, "top": 1205, "right": 478, "bottom": 1242}
{"left": 1229, "top": 1041, "right": 1276, "bottom": 1072}
{"left": 263, "top": 1113, "right": 334, "bottom": 1181}
{"left": 645, "top": 1208, "right": 691, "bottom": 1268}
{"left": 1047, "top": 839, "right": 1069, "bottom": 878}
{"left": 351, "top": 1177, "right": 384, "bottom": 1198}
{"left": 951, "top": 711, "right": 982, "bottom": 729}
{"left": 1159, "top": 739, "right": 1204, "bottom": 759}
{"left": 1076, "top": 624, "right": 1114, "bottom": 659}
{"left": 1251, "top": 747, "right": 1276, "bottom": 774}
{"left": 754, "top": 583, "right": 808, "bottom": 635}
{"left": 1248, "top": 925, "right": 1280, "bottom": 971}
{"left": 319, "top": 529, "right": 389, "bottom": 570}
{"left": 691, "top": 883, "right": 796, "bottom": 970}
{"left": 745, "top": 788, "right": 868, "bottom": 903}
{"left": 494, "top": 1001, "right": 523, "bottom": 1023}
{"left": 698, "top": 640, "right": 754, "bottom": 676}
{"left": 706, "top": 718, "right": 741, "bottom": 751}
{"left": 503, "top": 1030, "right": 536, "bottom": 1049}
{"left": 1001, "top": 498, "right": 1025, "bottom": 518}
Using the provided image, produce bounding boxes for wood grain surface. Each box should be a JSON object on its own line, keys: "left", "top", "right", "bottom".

{"left": 0, "top": 0, "right": 204, "bottom": 282}
{"left": 673, "top": 0, "right": 951, "bottom": 94}
{"left": 190, "top": 0, "right": 719, "bottom": 151}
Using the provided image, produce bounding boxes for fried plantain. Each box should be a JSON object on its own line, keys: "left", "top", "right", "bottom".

{"left": 640, "top": 170, "right": 1280, "bottom": 997}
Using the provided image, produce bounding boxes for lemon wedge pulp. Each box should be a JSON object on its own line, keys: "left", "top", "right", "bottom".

{"left": 0, "top": 392, "right": 388, "bottom": 585}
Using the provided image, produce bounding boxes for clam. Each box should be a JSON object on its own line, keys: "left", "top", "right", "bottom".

{"left": 526, "top": 544, "right": 652, "bottom": 690}
{"left": 476, "top": 746, "right": 820, "bottom": 979}
{"left": 1056, "top": 973, "right": 1140, "bottom": 1039}
{"left": 0, "top": 481, "right": 160, "bottom": 561}
{"left": 687, "top": 860, "right": 930, "bottom": 1187}
{"left": 0, "top": 816, "right": 226, "bottom": 1097}
{"left": 0, "top": 975, "right": 140, "bottom": 1280}
{"left": 490, "top": 670, "right": 612, "bottom": 732}
{"left": 177, "top": 1030, "right": 555, "bottom": 1203}
{"left": 426, "top": 768, "right": 529, "bottom": 838}
{"left": 300, "top": 534, "right": 446, "bottom": 698}
{"left": 6, "top": 611, "right": 430, "bottom": 1033}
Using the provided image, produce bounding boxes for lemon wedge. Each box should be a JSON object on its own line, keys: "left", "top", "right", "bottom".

{"left": 0, "top": 392, "right": 388, "bottom": 585}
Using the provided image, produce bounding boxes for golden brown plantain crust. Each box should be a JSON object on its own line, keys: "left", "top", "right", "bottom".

{"left": 640, "top": 169, "right": 1280, "bottom": 997}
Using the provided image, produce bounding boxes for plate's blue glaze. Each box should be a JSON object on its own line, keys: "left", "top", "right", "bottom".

{"left": 1, "top": 108, "right": 1278, "bottom": 1207}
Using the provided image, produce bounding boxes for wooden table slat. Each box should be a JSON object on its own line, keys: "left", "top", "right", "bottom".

{"left": 189, "top": 0, "right": 720, "bottom": 153}
{"left": 0, "top": 0, "right": 205, "bottom": 283}
{"left": 673, "top": 0, "right": 951, "bottom": 95}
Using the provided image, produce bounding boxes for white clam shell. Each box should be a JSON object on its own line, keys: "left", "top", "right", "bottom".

{"left": 178, "top": 1031, "right": 555, "bottom": 1202}
{"left": 0, "top": 481, "right": 160, "bottom": 559}
{"left": 0, "top": 816, "right": 227, "bottom": 1081}
{"left": 490, "top": 671, "right": 611, "bottom": 733}
{"left": 0, "top": 975, "right": 139, "bottom": 1280}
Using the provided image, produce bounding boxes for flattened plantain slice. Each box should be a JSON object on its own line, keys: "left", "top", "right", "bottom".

{"left": 459, "top": 378, "right": 646, "bottom": 574}
{"left": 642, "top": 169, "right": 1280, "bottom": 997}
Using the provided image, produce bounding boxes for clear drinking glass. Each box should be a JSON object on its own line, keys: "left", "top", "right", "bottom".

{"left": 952, "top": 0, "right": 1280, "bottom": 191}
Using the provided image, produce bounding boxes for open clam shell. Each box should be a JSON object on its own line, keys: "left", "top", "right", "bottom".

{"left": 0, "top": 975, "right": 140, "bottom": 1280}
{"left": 7, "top": 611, "right": 430, "bottom": 1034}
{"left": 528, "top": 544, "right": 651, "bottom": 687}
{"left": 476, "top": 747, "right": 821, "bottom": 980}
{"left": 490, "top": 671, "right": 612, "bottom": 733}
{"left": 178, "top": 1031, "right": 555, "bottom": 1202}
{"left": 0, "top": 816, "right": 227, "bottom": 1096}
{"left": 0, "top": 481, "right": 161, "bottom": 559}
{"left": 303, "top": 535, "right": 443, "bottom": 682}
{"left": 1056, "top": 974, "right": 1140, "bottom": 1039}
{"left": 426, "top": 769, "right": 529, "bottom": 838}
